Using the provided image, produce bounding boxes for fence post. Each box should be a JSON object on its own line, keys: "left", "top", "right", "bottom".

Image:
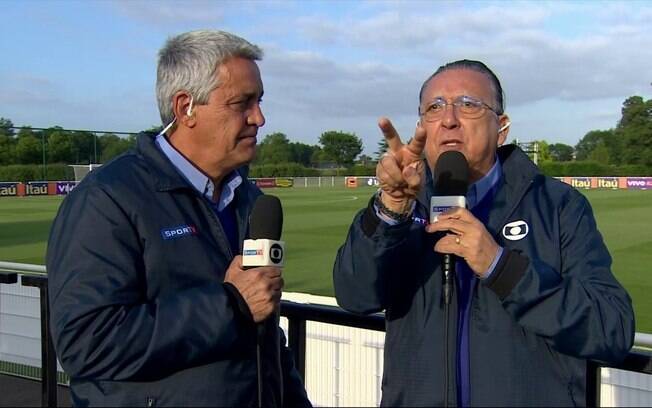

{"left": 21, "top": 275, "right": 58, "bottom": 408}
{"left": 0, "top": 272, "right": 18, "bottom": 284}
{"left": 286, "top": 317, "right": 307, "bottom": 380}
{"left": 586, "top": 359, "right": 600, "bottom": 407}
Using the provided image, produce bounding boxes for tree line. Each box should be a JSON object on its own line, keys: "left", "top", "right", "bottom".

{"left": 0, "top": 94, "right": 650, "bottom": 181}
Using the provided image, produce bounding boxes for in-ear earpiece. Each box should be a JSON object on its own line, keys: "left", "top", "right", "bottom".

{"left": 186, "top": 97, "right": 195, "bottom": 117}
{"left": 498, "top": 121, "right": 511, "bottom": 133}
{"left": 416, "top": 119, "right": 421, "bottom": 128}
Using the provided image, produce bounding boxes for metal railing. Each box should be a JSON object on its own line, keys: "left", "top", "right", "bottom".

{"left": 1, "top": 263, "right": 652, "bottom": 407}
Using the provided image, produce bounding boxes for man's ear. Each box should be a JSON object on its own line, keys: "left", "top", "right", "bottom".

{"left": 497, "top": 115, "right": 510, "bottom": 146}
{"left": 172, "top": 92, "right": 196, "bottom": 127}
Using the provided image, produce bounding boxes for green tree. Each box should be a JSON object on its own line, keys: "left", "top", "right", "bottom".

{"left": 588, "top": 142, "right": 611, "bottom": 164}
{"left": 575, "top": 130, "right": 617, "bottom": 162}
{"left": 0, "top": 118, "right": 14, "bottom": 137}
{"left": 100, "top": 133, "right": 135, "bottom": 162}
{"left": 15, "top": 128, "right": 42, "bottom": 164}
{"left": 289, "top": 142, "right": 316, "bottom": 167}
{"left": 0, "top": 133, "right": 15, "bottom": 165}
{"left": 47, "top": 130, "right": 74, "bottom": 163}
{"left": 548, "top": 143, "right": 574, "bottom": 162}
{"left": 70, "top": 131, "right": 96, "bottom": 164}
{"left": 256, "top": 132, "right": 292, "bottom": 164}
{"left": 319, "top": 130, "right": 362, "bottom": 168}
{"left": 534, "top": 140, "right": 551, "bottom": 162}
{"left": 617, "top": 96, "right": 652, "bottom": 167}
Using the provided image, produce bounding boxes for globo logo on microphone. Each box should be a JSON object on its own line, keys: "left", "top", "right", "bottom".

{"left": 242, "top": 239, "right": 285, "bottom": 268}
{"left": 269, "top": 243, "right": 283, "bottom": 264}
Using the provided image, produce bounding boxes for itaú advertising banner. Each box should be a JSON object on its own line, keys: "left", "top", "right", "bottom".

{"left": 626, "top": 177, "right": 652, "bottom": 190}
{"left": 26, "top": 182, "right": 49, "bottom": 195}
{"left": 596, "top": 177, "right": 619, "bottom": 189}
{"left": 0, "top": 182, "right": 19, "bottom": 197}
{"left": 56, "top": 181, "right": 78, "bottom": 195}
{"left": 568, "top": 177, "right": 592, "bottom": 189}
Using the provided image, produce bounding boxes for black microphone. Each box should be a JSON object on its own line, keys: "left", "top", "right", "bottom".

{"left": 242, "top": 195, "right": 285, "bottom": 408}
{"left": 243, "top": 195, "right": 285, "bottom": 268}
{"left": 431, "top": 151, "right": 469, "bottom": 305}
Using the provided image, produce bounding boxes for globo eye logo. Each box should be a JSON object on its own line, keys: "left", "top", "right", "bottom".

{"left": 269, "top": 243, "right": 284, "bottom": 264}
{"left": 502, "top": 220, "right": 529, "bottom": 241}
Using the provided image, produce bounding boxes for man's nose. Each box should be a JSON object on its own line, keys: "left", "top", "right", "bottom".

{"left": 249, "top": 104, "right": 265, "bottom": 127}
{"left": 440, "top": 104, "right": 460, "bottom": 129}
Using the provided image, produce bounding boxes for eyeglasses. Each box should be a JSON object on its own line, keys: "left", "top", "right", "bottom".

{"left": 419, "top": 95, "right": 500, "bottom": 122}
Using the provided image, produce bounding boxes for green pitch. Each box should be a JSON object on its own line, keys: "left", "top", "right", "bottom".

{"left": 0, "top": 187, "right": 651, "bottom": 333}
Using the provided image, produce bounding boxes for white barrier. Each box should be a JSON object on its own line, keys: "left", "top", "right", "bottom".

{"left": 1, "top": 265, "right": 651, "bottom": 407}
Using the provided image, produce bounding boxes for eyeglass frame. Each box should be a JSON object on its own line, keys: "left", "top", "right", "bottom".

{"left": 418, "top": 95, "right": 502, "bottom": 122}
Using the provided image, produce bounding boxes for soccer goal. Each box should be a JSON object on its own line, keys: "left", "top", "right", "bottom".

{"left": 69, "top": 164, "right": 102, "bottom": 182}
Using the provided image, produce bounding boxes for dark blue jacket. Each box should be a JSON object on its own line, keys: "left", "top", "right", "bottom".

{"left": 47, "top": 133, "right": 310, "bottom": 407}
{"left": 333, "top": 145, "right": 634, "bottom": 407}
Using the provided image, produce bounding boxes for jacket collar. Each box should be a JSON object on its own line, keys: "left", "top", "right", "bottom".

{"left": 415, "top": 145, "right": 540, "bottom": 220}
{"left": 136, "top": 132, "right": 251, "bottom": 193}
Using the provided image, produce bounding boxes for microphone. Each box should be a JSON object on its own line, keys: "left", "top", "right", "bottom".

{"left": 242, "top": 195, "right": 285, "bottom": 408}
{"left": 431, "top": 151, "right": 469, "bottom": 305}
{"left": 243, "top": 195, "right": 285, "bottom": 268}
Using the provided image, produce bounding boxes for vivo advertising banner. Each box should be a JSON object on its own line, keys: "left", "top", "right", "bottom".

{"left": 56, "top": 181, "right": 78, "bottom": 195}
{"left": 26, "top": 182, "right": 49, "bottom": 196}
{"left": 0, "top": 182, "right": 18, "bottom": 197}
{"left": 626, "top": 177, "right": 652, "bottom": 190}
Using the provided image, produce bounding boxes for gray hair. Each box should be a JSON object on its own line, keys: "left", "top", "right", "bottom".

{"left": 156, "top": 30, "right": 263, "bottom": 125}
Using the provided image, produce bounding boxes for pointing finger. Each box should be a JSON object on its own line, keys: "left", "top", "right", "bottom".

{"left": 406, "top": 126, "right": 427, "bottom": 157}
{"left": 378, "top": 117, "right": 404, "bottom": 153}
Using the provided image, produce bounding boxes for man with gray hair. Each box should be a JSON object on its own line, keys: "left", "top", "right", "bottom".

{"left": 47, "top": 30, "right": 311, "bottom": 407}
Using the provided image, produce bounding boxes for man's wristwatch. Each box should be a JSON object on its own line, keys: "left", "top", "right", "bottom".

{"left": 374, "top": 190, "right": 413, "bottom": 223}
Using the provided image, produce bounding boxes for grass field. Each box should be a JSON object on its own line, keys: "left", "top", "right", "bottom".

{"left": 1, "top": 187, "right": 651, "bottom": 332}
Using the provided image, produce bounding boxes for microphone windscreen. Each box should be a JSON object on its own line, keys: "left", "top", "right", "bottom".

{"left": 433, "top": 151, "right": 470, "bottom": 196}
{"left": 249, "top": 195, "right": 283, "bottom": 240}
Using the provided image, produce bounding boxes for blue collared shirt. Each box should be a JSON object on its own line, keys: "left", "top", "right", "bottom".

{"left": 155, "top": 133, "right": 242, "bottom": 253}
{"left": 155, "top": 134, "right": 242, "bottom": 207}
{"left": 468, "top": 159, "right": 503, "bottom": 279}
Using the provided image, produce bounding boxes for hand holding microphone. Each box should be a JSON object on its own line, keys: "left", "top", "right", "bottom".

{"left": 224, "top": 195, "right": 285, "bottom": 323}
{"left": 426, "top": 151, "right": 500, "bottom": 279}
{"left": 224, "top": 257, "right": 282, "bottom": 323}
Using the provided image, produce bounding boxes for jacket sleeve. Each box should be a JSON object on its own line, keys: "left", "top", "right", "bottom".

{"left": 278, "top": 328, "right": 312, "bottom": 407}
{"left": 333, "top": 198, "right": 420, "bottom": 314}
{"left": 47, "top": 185, "right": 246, "bottom": 381}
{"left": 483, "top": 190, "right": 635, "bottom": 363}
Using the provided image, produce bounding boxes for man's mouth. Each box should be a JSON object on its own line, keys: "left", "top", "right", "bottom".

{"left": 441, "top": 139, "right": 462, "bottom": 147}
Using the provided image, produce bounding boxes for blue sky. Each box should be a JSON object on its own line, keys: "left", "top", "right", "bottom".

{"left": 1, "top": 0, "right": 651, "bottom": 156}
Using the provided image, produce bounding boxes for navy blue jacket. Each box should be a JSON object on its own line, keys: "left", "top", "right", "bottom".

{"left": 333, "top": 145, "right": 634, "bottom": 407}
{"left": 47, "top": 133, "right": 310, "bottom": 407}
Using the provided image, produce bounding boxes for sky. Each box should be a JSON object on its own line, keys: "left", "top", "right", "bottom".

{"left": 1, "top": 0, "right": 651, "bottom": 156}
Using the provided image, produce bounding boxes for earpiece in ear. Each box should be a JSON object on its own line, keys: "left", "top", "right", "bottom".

{"left": 498, "top": 121, "right": 511, "bottom": 133}
{"left": 416, "top": 119, "right": 421, "bottom": 128}
{"left": 186, "top": 97, "right": 195, "bottom": 117}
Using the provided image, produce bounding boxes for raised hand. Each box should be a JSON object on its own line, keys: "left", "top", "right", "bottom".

{"left": 376, "top": 117, "right": 427, "bottom": 213}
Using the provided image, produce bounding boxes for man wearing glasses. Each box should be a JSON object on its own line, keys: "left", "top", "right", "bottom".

{"left": 333, "top": 60, "right": 634, "bottom": 406}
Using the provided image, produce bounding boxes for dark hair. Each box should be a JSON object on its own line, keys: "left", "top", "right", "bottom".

{"left": 418, "top": 59, "right": 505, "bottom": 115}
